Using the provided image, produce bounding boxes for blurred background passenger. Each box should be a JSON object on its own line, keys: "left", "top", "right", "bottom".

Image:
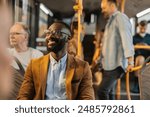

{"left": 91, "top": 29, "right": 104, "bottom": 99}
{"left": 8, "top": 22, "right": 43, "bottom": 71}
{"left": 67, "top": 13, "right": 84, "bottom": 59}
{"left": 132, "top": 20, "right": 150, "bottom": 93}
{"left": 0, "top": 0, "right": 13, "bottom": 99}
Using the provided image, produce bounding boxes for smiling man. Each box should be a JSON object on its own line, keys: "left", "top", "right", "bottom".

{"left": 17, "top": 21, "right": 94, "bottom": 100}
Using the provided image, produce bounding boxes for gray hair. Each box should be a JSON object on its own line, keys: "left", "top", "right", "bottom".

{"left": 14, "top": 22, "right": 30, "bottom": 35}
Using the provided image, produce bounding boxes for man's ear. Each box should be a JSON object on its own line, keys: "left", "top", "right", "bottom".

{"left": 24, "top": 33, "right": 29, "bottom": 41}
{"left": 110, "top": 2, "right": 116, "bottom": 8}
{"left": 67, "top": 35, "right": 71, "bottom": 40}
{"left": 65, "top": 36, "right": 69, "bottom": 42}
{"left": 64, "top": 34, "right": 71, "bottom": 42}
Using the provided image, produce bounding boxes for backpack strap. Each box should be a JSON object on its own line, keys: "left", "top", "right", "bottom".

{"left": 13, "top": 56, "right": 25, "bottom": 76}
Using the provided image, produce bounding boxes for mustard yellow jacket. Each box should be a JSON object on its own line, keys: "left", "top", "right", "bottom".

{"left": 17, "top": 54, "right": 95, "bottom": 100}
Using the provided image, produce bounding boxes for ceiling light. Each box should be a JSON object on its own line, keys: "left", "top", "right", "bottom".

{"left": 136, "top": 8, "right": 150, "bottom": 18}
{"left": 40, "top": 3, "right": 53, "bottom": 17}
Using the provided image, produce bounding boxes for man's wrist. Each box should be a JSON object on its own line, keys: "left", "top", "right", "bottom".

{"left": 128, "top": 61, "right": 134, "bottom": 66}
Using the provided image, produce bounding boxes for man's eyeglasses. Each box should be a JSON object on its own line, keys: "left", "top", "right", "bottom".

{"left": 9, "top": 32, "right": 25, "bottom": 36}
{"left": 44, "top": 30, "right": 71, "bottom": 39}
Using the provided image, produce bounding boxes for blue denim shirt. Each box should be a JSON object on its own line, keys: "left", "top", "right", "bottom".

{"left": 101, "top": 11, "right": 134, "bottom": 70}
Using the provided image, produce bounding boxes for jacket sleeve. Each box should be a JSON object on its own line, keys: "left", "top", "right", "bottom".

{"left": 78, "top": 62, "right": 95, "bottom": 100}
{"left": 17, "top": 60, "right": 35, "bottom": 100}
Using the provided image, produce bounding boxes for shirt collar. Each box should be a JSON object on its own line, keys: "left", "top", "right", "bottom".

{"left": 109, "top": 11, "right": 119, "bottom": 20}
{"left": 107, "top": 11, "right": 119, "bottom": 24}
{"left": 50, "top": 53, "right": 67, "bottom": 66}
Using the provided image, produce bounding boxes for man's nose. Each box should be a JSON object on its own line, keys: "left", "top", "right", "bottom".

{"left": 10, "top": 34, "right": 14, "bottom": 38}
{"left": 45, "top": 34, "right": 51, "bottom": 40}
{"left": 10, "top": 34, "right": 15, "bottom": 39}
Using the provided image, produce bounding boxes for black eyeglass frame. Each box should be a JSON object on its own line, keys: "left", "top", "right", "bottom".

{"left": 44, "top": 29, "right": 71, "bottom": 38}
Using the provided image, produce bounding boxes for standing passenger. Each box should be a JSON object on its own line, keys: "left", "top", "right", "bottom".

{"left": 98, "top": 0, "right": 134, "bottom": 100}
{"left": 132, "top": 20, "right": 150, "bottom": 93}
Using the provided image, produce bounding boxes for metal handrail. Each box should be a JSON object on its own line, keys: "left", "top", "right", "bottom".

{"left": 134, "top": 45, "right": 150, "bottom": 50}
{"left": 126, "top": 45, "right": 150, "bottom": 100}
{"left": 126, "top": 63, "right": 150, "bottom": 100}
{"left": 126, "top": 66, "right": 142, "bottom": 100}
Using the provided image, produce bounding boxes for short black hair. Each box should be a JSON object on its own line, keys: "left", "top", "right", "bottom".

{"left": 52, "top": 21, "right": 71, "bottom": 34}
{"left": 139, "top": 20, "right": 148, "bottom": 26}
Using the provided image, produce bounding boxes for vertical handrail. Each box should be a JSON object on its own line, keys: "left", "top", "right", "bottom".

{"left": 73, "top": 0, "right": 83, "bottom": 58}
{"left": 116, "top": 79, "right": 121, "bottom": 100}
{"left": 126, "top": 65, "right": 143, "bottom": 100}
{"left": 126, "top": 72, "right": 131, "bottom": 100}
{"left": 77, "top": 0, "right": 83, "bottom": 58}
{"left": 121, "top": 0, "right": 126, "bottom": 13}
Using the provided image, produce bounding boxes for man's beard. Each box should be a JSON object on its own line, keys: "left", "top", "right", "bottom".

{"left": 103, "top": 13, "right": 109, "bottom": 19}
{"left": 47, "top": 37, "right": 66, "bottom": 53}
{"left": 139, "top": 32, "right": 146, "bottom": 38}
{"left": 101, "top": 10, "right": 109, "bottom": 19}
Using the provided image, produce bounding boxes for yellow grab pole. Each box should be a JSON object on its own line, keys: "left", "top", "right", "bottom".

{"left": 77, "top": 0, "right": 83, "bottom": 58}
{"left": 116, "top": 79, "right": 121, "bottom": 100}
{"left": 125, "top": 65, "right": 142, "bottom": 100}
{"left": 73, "top": 0, "right": 83, "bottom": 58}
{"left": 134, "top": 45, "right": 150, "bottom": 50}
{"left": 117, "top": 0, "right": 126, "bottom": 12}
{"left": 125, "top": 45, "right": 150, "bottom": 100}
{"left": 126, "top": 72, "right": 131, "bottom": 100}
{"left": 126, "top": 62, "right": 150, "bottom": 100}
{"left": 121, "top": 0, "right": 126, "bottom": 13}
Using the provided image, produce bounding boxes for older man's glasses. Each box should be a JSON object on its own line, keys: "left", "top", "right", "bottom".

{"left": 9, "top": 32, "right": 25, "bottom": 36}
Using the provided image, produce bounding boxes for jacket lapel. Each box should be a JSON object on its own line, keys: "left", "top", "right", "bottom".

{"left": 40, "top": 54, "right": 75, "bottom": 100}
{"left": 65, "top": 54, "right": 75, "bottom": 100}
{"left": 40, "top": 54, "right": 50, "bottom": 99}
